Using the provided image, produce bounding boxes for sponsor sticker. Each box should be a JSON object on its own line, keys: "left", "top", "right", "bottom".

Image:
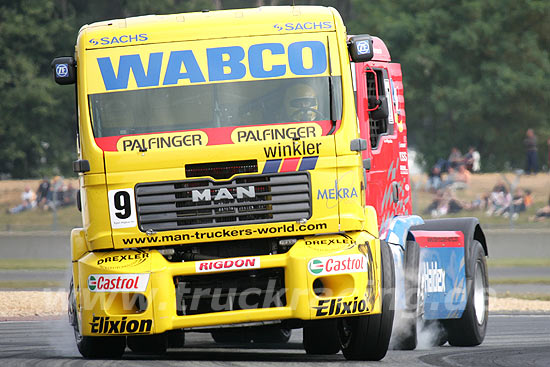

{"left": 87, "top": 273, "right": 149, "bottom": 292}
{"left": 305, "top": 237, "right": 356, "bottom": 252}
{"left": 55, "top": 64, "right": 69, "bottom": 78}
{"left": 422, "top": 261, "right": 446, "bottom": 293}
{"left": 317, "top": 180, "right": 358, "bottom": 200}
{"left": 116, "top": 131, "right": 208, "bottom": 152}
{"left": 231, "top": 123, "right": 321, "bottom": 143}
{"left": 96, "top": 251, "right": 150, "bottom": 270}
{"left": 90, "top": 316, "right": 152, "bottom": 334}
{"left": 356, "top": 40, "right": 370, "bottom": 55}
{"left": 313, "top": 296, "right": 369, "bottom": 316}
{"left": 307, "top": 254, "right": 367, "bottom": 276}
{"left": 196, "top": 257, "right": 260, "bottom": 273}
{"left": 108, "top": 188, "right": 137, "bottom": 229}
{"left": 95, "top": 40, "right": 328, "bottom": 92}
{"left": 273, "top": 22, "right": 332, "bottom": 32}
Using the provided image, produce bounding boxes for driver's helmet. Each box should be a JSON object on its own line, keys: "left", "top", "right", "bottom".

{"left": 284, "top": 83, "right": 319, "bottom": 122}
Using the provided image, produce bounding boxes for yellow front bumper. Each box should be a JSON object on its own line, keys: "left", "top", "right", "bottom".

{"left": 75, "top": 231, "right": 382, "bottom": 336}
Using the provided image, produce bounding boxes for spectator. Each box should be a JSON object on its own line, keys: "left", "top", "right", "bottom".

{"left": 426, "top": 166, "right": 442, "bottom": 192}
{"left": 524, "top": 128, "right": 538, "bottom": 174}
{"left": 453, "top": 164, "right": 471, "bottom": 189}
{"left": 530, "top": 194, "right": 550, "bottom": 222}
{"left": 424, "top": 189, "right": 447, "bottom": 217}
{"left": 503, "top": 188, "right": 532, "bottom": 219}
{"left": 49, "top": 176, "right": 64, "bottom": 208}
{"left": 8, "top": 186, "right": 36, "bottom": 214}
{"left": 60, "top": 182, "right": 77, "bottom": 207}
{"left": 464, "top": 147, "right": 481, "bottom": 172}
{"left": 547, "top": 138, "right": 550, "bottom": 172}
{"left": 485, "top": 182, "right": 512, "bottom": 216}
{"left": 36, "top": 178, "right": 51, "bottom": 209}
{"left": 424, "top": 188, "right": 468, "bottom": 217}
{"left": 441, "top": 166, "right": 457, "bottom": 188}
{"left": 441, "top": 165, "right": 470, "bottom": 190}
{"left": 448, "top": 147, "right": 463, "bottom": 169}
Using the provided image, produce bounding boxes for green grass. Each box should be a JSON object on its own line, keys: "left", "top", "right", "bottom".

{"left": 0, "top": 280, "right": 65, "bottom": 289}
{"left": 490, "top": 278, "right": 550, "bottom": 285}
{"left": 0, "top": 204, "right": 81, "bottom": 232}
{"left": 495, "top": 293, "right": 550, "bottom": 302}
{"left": 0, "top": 259, "right": 69, "bottom": 270}
{"left": 488, "top": 258, "right": 550, "bottom": 268}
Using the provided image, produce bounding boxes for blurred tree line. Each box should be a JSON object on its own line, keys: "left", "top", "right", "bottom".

{"left": 0, "top": 0, "right": 548, "bottom": 177}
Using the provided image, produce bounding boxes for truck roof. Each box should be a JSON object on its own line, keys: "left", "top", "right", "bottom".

{"left": 78, "top": 6, "right": 341, "bottom": 50}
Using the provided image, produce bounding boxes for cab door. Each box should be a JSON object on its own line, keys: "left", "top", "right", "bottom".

{"left": 356, "top": 62, "right": 410, "bottom": 232}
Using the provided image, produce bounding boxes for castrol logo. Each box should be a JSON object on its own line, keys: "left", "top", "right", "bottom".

{"left": 308, "top": 254, "right": 367, "bottom": 275}
{"left": 87, "top": 273, "right": 149, "bottom": 292}
{"left": 195, "top": 257, "right": 260, "bottom": 273}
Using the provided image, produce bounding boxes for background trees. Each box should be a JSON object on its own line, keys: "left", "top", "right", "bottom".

{"left": 0, "top": 0, "right": 548, "bottom": 177}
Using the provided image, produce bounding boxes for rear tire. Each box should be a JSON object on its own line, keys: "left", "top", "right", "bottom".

{"left": 393, "top": 241, "right": 419, "bottom": 350}
{"left": 338, "top": 240, "right": 395, "bottom": 360}
{"left": 211, "top": 329, "right": 252, "bottom": 344}
{"left": 251, "top": 326, "right": 291, "bottom": 344}
{"left": 442, "top": 240, "right": 488, "bottom": 346}
{"left": 303, "top": 319, "right": 340, "bottom": 354}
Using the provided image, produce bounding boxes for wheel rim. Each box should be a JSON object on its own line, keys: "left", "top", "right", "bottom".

{"left": 338, "top": 318, "right": 353, "bottom": 348}
{"left": 473, "top": 261, "right": 486, "bottom": 325}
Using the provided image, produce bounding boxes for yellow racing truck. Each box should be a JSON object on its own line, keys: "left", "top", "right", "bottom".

{"left": 52, "top": 5, "right": 488, "bottom": 361}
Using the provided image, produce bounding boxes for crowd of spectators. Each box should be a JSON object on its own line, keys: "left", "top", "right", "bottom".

{"left": 7, "top": 176, "right": 76, "bottom": 214}
{"left": 422, "top": 146, "right": 549, "bottom": 221}
{"left": 426, "top": 147, "right": 479, "bottom": 192}
{"left": 530, "top": 195, "right": 550, "bottom": 222}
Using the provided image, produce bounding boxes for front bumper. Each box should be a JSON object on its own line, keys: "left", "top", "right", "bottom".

{"left": 76, "top": 231, "right": 382, "bottom": 336}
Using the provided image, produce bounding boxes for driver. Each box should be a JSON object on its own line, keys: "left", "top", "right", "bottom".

{"left": 283, "top": 83, "right": 319, "bottom": 122}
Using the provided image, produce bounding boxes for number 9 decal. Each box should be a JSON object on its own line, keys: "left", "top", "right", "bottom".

{"left": 108, "top": 188, "right": 137, "bottom": 229}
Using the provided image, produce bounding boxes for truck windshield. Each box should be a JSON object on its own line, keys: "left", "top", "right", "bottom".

{"left": 89, "top": 76, "right": 336, "bottom": 138}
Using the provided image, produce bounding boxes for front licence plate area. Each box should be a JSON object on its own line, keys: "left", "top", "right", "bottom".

{"left": 174, "top": 268, "right": 286, "bottom": 316}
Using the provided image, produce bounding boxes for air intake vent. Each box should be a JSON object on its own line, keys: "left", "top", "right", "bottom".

{"left": 186, "top": 160, "right": 257, "bottom": 179}
{"left": 135, "top": 172, "right": 311, "bottom": 232}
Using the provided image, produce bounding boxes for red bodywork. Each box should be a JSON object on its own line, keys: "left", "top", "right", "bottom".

{"left": 354, "top": 37, "right": 413, "bottom": 232}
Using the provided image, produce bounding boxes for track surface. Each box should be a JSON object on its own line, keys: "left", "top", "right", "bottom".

{"left": 1, "top": 314, "right": 549, "bottom": 366}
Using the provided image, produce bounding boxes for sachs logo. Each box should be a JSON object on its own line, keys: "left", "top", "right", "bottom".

{"left": 191, "top": 186, "right": 255, "bottom": 202}
{"left": 307, "top": 255, "right": 367, "bottom": 276}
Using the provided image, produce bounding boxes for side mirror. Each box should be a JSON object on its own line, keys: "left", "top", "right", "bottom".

{"left": 51, "top": 57, "right": 76, "bottom": 85}
{"left": 348, "top": 35, "right": 374, "bottom": 63}
{"left": 370, "top": 96, "right": 389, "bottom": 120}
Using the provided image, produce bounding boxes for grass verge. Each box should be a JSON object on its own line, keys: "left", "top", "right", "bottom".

{"left": 0, "top": 280, "right": 65, "bottom": 289}
{"left": 0, "top": 259, "right": 68, "bottom": 270}
{"left": 490, "top": 278, "right": 550, "bottom": 285}
{"left": 488, "top": 258, "right": 550, "bottom": 268}
{"left": 495, "top": 292, "right": 550, "bottom": 302}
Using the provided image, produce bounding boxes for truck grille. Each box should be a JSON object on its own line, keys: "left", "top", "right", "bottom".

{"left": 175, "top": 268, "right": 286, "bottom": 316}
{"left": 135, "top": 172, "right": 311, "bottom": 232}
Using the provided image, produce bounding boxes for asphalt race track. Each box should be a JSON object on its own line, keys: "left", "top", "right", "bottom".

{"left": 0, "top": 314, "right": 549, "bottom": 366}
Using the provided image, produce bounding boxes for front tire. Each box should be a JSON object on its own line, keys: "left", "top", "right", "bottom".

{"left": 442, "top": 240, "right": 488, "bottom": 346}
{"left": 303, "top": 319, "right": 340, "bottom": 355}
{"left": 69, "top": 278, "right": 126, "bottom": 359}
{"left": 127, "top": 334, "right": 167, "bottom": 355}
{"left": 338, "top": 240, "right": 395, "bottom": 360}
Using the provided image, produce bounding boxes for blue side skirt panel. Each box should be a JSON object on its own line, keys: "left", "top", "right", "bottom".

{"left": 382, "top": 216, "right": 424, "bottom": 311}
{"left": 419, "top": 242, "right": 467, "bottom": 320}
